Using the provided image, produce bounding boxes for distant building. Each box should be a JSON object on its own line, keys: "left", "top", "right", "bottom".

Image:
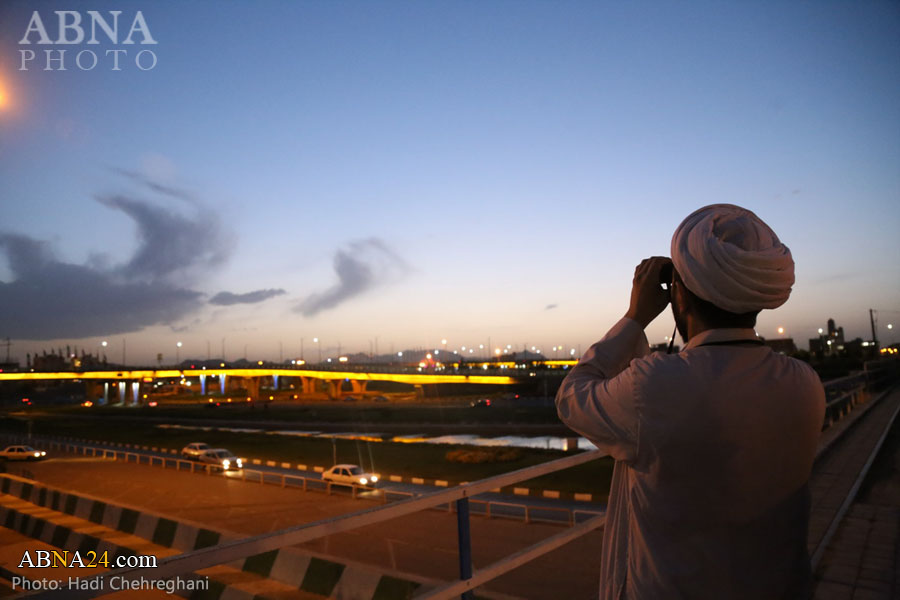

{"left": 809, "top": 318, "right": 846, "bottom": 357}
{"left": 32, "top": 351, "right": 69, "bottom": 371}
{"left": 31, "top": 348, "right": 106, "bottom": 371}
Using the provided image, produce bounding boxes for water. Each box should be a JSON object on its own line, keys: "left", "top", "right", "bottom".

{"left": 155, "top": 424, "right": 596, "bottom": 451}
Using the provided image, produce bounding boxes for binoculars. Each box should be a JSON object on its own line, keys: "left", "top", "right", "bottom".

{"left": 659, "top": 262, "right": 675, "bottom": 290}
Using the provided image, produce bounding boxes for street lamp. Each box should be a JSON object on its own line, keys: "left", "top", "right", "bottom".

{"left": 176, "top": 341, "right": 182, "bottom": 365}
{"left": 313, "top": 337, "right": 321, "bottom": 363}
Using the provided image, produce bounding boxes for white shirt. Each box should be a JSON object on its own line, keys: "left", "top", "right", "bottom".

{"left": 556, "top": 318, "right": 825, "bottom": 600}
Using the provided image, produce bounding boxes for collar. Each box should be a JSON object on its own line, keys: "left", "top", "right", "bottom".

{"left": 684, "top": 328, "right": 761, "bottom": 350}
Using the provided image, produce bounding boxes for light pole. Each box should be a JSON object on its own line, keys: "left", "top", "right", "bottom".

{"left": 314, "top": 337, "right": 321, "bottom": 363}
{"left": 176, "top": 341, "right": 182, "bottom": 365}
{"left": 100, "top": 340, "right": 107, "bottom": 365}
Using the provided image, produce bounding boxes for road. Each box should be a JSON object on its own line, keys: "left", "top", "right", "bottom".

{"left": 3, "top": 451, "right": 604, "bottom": 600}
{"left": 31, "top": 436, "right": 604, "bottom": 525}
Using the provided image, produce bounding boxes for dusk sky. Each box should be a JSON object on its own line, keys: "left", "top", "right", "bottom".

{"left": 1, "top": 1, "right": 898, "bottom": 365}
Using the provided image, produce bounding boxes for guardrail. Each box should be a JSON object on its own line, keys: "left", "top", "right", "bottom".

{"left": 821, "top": 359, "right": 900, "bottom": 430}
{"left": 2, "top": 434, "right": 602, "bottom": 528}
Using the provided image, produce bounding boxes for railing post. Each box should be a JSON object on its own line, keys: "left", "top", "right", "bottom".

{"left": 456, "top": 497, "right": 474, "bottom": 600}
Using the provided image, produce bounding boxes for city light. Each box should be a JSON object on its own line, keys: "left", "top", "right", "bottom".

{"left": 777, "top": 327, "right": 785, "bottom": 335}
{"left": 888, "top": 324, "right": 894, "bottom": 330}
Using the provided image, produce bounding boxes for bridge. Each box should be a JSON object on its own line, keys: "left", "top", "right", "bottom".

{"left": 0, "top": 364, "right": 554, "bottom": 403}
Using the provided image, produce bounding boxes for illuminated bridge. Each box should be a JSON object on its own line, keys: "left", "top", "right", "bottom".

{"left": 0, "top": 363, "right": 576, "bottom": 404}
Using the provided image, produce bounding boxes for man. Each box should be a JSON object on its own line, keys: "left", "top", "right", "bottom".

{"left": 556, "top": 204, "right": 825, "bottom": 600}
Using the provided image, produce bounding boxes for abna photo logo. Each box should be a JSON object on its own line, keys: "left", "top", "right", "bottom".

{"left": 18, "top": 11, "right": 158, "bottom": 71}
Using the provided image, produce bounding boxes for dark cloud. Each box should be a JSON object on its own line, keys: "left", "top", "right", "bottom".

{"left": 545, "top": 303, "right": 558, "bottom": 310}
{"left": 0, "top": 234, "right": 203, "bottom": 339}
{"left": 296, "top": 238, "right": 409, "bottom": 317}
{"left": 0, "top": 172, "right": 232, "bottom": 340}
{"left": 210, "top": 289, "right": 286, "bottom": 306}
{"left": 98, "top": 194, "right": 229, "bottom": 282}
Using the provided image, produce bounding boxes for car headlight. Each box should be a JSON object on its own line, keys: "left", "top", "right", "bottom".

{"left": 371, "top": 475, "right": 378, "bottom": 482}
{"left": 40, "top": 451, "right": 46, "bottom": 456}
{"left": 222, "top": 459, "right": 231, "bottom": 469}
{"left": 236, "top": 459, "right": 242, "bottom": 468}
{"left": 359, "top": 478, "right": 368, "bottom": 485}
{"left": 33, "top": 452, "right": 40, "bottom": 458}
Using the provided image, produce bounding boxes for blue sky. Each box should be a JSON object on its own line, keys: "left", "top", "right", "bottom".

{"left": 1, "top": 1, "right": 898, "bottom": 364}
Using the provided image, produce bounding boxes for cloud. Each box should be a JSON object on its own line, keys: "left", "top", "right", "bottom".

{"left": 111, "top": 167, "right": 196, "bottom": 204}
{"left": 0, "top": 234, "right": 203, "bottom": 339}
{"left": 296, "top": 238, "right": 409, "bottom": 317}
{"left": 210, "top": 289, "right": 286, "bottom": 306}
{"left": 98, "top": 193, "right": 229, "bottom": 282}
{"left": 0, "top": 171, "right": 232, "bottom": 340}
{"left": 545, "top": 303, "right": 558, "bottom": 310}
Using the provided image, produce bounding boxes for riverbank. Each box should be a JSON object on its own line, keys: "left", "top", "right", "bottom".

{"left": 0, "top": 410, "right": 614, "bottom": 500}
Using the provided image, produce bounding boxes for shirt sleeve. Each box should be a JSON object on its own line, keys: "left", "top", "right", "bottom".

{"left": 555, "top": 317, "right": 650, "bottom": 462}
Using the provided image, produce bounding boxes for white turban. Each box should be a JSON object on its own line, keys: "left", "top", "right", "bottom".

{"left": 670, "top": 204, "right": 794, "bottom": 314}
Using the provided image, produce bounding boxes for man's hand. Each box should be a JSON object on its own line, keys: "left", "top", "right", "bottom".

{"left": 624, "top": 256, "right": 672, "bottom": 329}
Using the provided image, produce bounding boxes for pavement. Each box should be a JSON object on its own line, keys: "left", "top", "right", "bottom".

{"left": 811, "top": 385, "right": 900, "bottom": 600}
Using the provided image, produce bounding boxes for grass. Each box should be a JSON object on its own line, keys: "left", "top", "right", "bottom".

{"left": 0, "top": 411, "right": 613, "bottom": 500}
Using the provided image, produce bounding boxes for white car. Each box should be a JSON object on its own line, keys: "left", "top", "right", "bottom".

{"left": 0, "top": 445, "right": 46, "bottom": 461}
{"left": 322, "top": 464, "right": 379, "bottom": 487}
{"left": 197, "top": 449, "right": 243, "bottom": 471}
{"left": 181, "top": 442, "right": 211, "bottom": 460}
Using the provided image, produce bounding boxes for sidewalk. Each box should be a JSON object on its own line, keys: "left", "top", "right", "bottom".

{"left": 811, "top": 386, "right": 900, "bottom": 599}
